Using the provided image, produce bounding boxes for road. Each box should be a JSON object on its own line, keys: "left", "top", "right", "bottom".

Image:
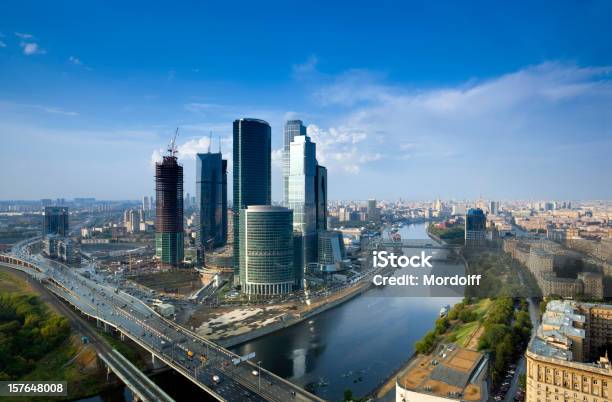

{"left": 5, "top": 239, "right": 323, "bottom": 402}
{"left": 503, "top": 297, "right": 540, "bottom": 402}
{"left": 0, "top": 265, "right": 174, "bottom": 402}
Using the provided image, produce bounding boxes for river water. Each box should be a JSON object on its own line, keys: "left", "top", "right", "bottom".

{"left": 79, "top": 223, "right": 463, "bottom": 402}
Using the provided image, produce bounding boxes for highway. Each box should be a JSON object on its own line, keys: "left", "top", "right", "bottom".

{"left": 4, "top": 238, "right": 323, "bottom": 402}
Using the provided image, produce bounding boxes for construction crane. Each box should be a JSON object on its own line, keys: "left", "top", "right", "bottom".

{"left": 168, "top": 127, "right": 179, "bottom": 157}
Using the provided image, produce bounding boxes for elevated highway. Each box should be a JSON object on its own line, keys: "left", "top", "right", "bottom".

{"left": 1, "top": 239, "right": 324, "bottom": 402}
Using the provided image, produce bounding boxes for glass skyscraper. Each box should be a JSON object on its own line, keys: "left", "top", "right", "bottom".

{"left": 233, "top": 118, "right": 271, "bottom": 278}
{"left": 315, "top": 165, "right": 327, "bottom": 231}
{"left": 43, "top": 206, "right": 69, "bottom": 237}
{"left": 283, "top": 120, "right": 306, "bottom": 207}
{"left": 465, "top": 208, "right": 487, "bottom": 247}
{"left": 196, "top": 152, "right": 227, "bottom": 263}
{"left": 239, "top": 206, "right": 295, "bottom": 295}
{"left": 288, "top": 134, "right": 318, "bottom": 272}
{"left": 155, "top": 154, "right": 184, "bottom": 266}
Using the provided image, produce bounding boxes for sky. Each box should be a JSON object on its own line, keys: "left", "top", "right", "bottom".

{"left": 1, "top": 0, "right": 611, "bottom": 201}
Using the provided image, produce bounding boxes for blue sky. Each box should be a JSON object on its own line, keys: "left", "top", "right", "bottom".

{"left": 1, "top": 1, "right": 611, "bottom": 201}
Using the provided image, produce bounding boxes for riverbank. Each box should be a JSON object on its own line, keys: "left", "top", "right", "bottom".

{"left": 220, "top": 278, "right": 372, "bottom": 347}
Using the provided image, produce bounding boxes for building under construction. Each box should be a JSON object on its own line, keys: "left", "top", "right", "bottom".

{"left": 155, "top": 136, "right": 184, "bottom": 267}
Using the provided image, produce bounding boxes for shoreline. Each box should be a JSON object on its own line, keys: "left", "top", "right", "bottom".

{"left": 220, "top": 277, "right": 374, "bottom": 348}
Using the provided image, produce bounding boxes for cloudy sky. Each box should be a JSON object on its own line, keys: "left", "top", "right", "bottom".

{"left": 1, "top": 1, "right": 611, "bottom": 201}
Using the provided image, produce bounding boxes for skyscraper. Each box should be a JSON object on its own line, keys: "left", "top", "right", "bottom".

{"left": 367, "top": 198, "right": 380, "bottom": 222}
{"left": 196, "top": 152, "right": 227, "bottom": 262}
{"left": 288, "top": 134, "right": 318, "bottom": 271}
{"left": 465, "top": 208, "right": 486, "bottom": 247}
{"left": 283, "top": 120, "right": 306, "bottom": 207}
{"left": 233, "top": 118, "right": 271, "bottom": 278}
{"left": 142, "top": 196, "right": 149, "bottom": 211}
{"left": 315, "top": 165, "right": 327, "bottom": 231}
{"left": 239, "top": 206, "right": 295, "bottom": 295}
{"left": 155, "top": 152, "right": 184, "bottom": 266}
{"left": 43, "top": 206, "right": 69, "bottom": 237}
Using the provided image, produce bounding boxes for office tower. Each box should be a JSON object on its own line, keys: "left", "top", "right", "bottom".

{"left": 288, "top": 134, "right": 318, "bottom": 271}
{"left": 465, "top": 208, "right": 486, "bottom": 247}
{"left": 318, "top": 230, "right": 346, "bottom": 272}
{"left": 196, "top": 152, "right": 228, "bottom": 262}
{"left": 233, "top": 118, "right": 271, "bottom": 278}
{"left": 315, "top": 165, "right": 327, "bottom": 231}
{"left": 367, "top": 198, "right": 380, "bottom": 221}
{"left": 155, "top": 152, "right": 184, "bottom": 266}
{"left": 142, "top": 196, "right": 149, "bottom": 211}
{"left": 43, "top": 206, "right": 69, "bottom": 237}
{"left": 283, "top": 120, "right": 307, "bottom": 207}
{"left": 239, "top": 206, "right": 294, "bottom": 295}
{"left": 489, "top": 200, "right": 499, "bottom": 215}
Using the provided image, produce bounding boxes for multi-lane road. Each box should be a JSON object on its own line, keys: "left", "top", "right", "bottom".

{"left": 6, "top": 239, "right": 323, "bottom": 402}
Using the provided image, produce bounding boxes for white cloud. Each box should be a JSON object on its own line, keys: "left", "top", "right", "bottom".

{"left": 68, "top": 56, "right": 82, "bottom": 65}
{"left": 271, "top": 148, "right": 283, "bottom": 168}
{"left": 305, "top": 61, "right": 612, "bottom": 198}
{"left": 21, "top": 42, "right": 45, "bottom": 55}
{"left": 41, "top": 106, "right": 78, "bottom": 116}
{"left": 14, "top": 32, "right": 33, "bottom": 39}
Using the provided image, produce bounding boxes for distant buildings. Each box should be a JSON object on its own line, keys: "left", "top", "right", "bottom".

{"left": 196, "top": 151, "right": 228, "bottom": 262}
{"left": 123, "top": 208, "right": 141, "bottom": 233}
{"left": 233, "top": 118, "right": 271, "bottom": 280}
{"left": 239, "top": 206, "right": 295, "bottom": 295}
{"left": 43, "top": 206, "right": 69, "bottom": 237}
{"left": 155, "top": 152, "right": 184, "bottom": 266}
{"left": 43, "top": 234, "right": 79, "bottom": 267}
{"left": 503, "top": 238, "right": 604, "bottom": 299}
{"left": 526, "top": 300, "right": 612, "bottom": 402}
{"left": 465, "top": 208, "right": 486, "bottom": 247}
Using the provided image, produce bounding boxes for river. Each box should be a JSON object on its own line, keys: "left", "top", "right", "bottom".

{"left": 78, "top": 223, "right": 463, "bottom": 402}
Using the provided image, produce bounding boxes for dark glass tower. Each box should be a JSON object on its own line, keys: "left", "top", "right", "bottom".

{"left": 233, "top": 118, "right": 271, "bottom": 278}
{"left": 465, "top": 208, "right": 486, "bottom": 247}
{"left": 155, "top": 154, "right": 184, "bottom": 266}
{"left": 315, "top": 165, "right": 327, "bottom": 231}
{"left": 43, "top": 206, "right": 69, "bottom": 237}
{"left": 196, "top": 152, "right": 227, "bottom": 263}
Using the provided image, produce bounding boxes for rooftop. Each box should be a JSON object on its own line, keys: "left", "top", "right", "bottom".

{"left": 398, "top": 344, "right": 486, "bottom": 401}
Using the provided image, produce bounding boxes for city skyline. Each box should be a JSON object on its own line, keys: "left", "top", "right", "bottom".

{"left": 1, "top": 1, "right": 612, "bottom": 201}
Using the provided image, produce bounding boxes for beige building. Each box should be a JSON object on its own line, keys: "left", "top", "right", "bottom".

{"left": 527, "top": 301, "right": 612, "bottom": 402}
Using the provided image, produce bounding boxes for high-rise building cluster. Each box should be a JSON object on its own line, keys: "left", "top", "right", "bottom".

{"left": 153, "top": 117, "right": 344, "bottom": 295}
